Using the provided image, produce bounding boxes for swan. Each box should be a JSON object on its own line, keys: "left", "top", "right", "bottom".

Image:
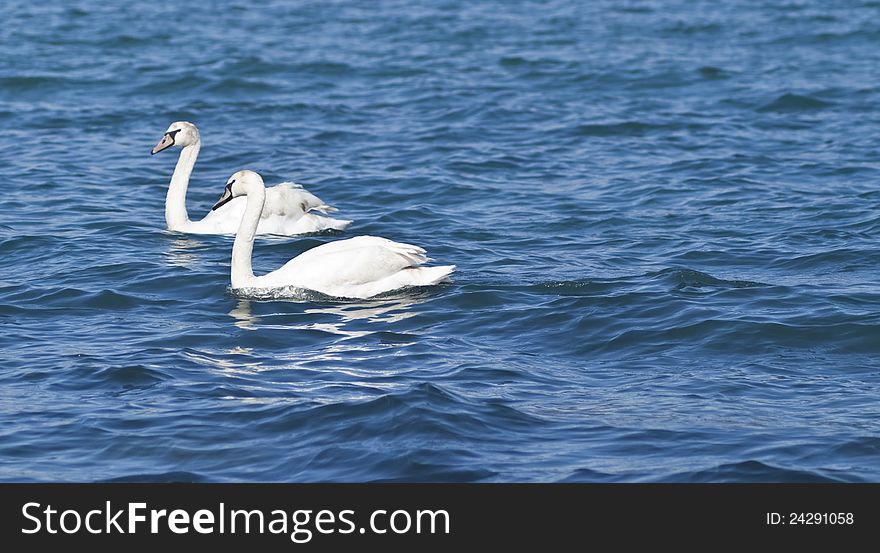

{"left": 215, "top": 170, "right": 455, "bottom": 299}
{"left": 151, "top": 121, "right": 351, "bottom": 235}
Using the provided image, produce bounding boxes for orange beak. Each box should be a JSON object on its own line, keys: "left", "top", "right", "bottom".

{"left": 151, "top": 131, "right": 177, "bottom": 155}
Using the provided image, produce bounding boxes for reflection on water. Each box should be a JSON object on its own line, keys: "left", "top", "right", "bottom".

{"left": 184, "top": 347, "right": 262, "bottom": 376}
{"left": 215, "top": 297, "right": 426, "bottom": 397}
{"left": 304, "top": 298, "right": 422, "bottom": 324}
{"left": 164, "top": 236, "right": 205, "bottom": 268}
{"left": 224, "top": 296, "right": 425, "bottom": 378}
{"left": 229, "top": 300, "right": 259, "bottom": 330}
{"left": 228, "top": 296, "right": 426, "bottom": 335}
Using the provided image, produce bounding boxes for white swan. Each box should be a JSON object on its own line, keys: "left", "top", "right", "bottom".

{"left": 151, "top": 121, "right": 351, "bottom": 235}
{"left": 215, "top": 170, "right": 455, "bottom": 299}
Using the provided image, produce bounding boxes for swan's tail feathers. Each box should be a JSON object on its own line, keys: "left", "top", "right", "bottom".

{"left": 411, "top": 264, "right": 456, "bottom": 286}
{"left": 272, "top": 183, "right": 342, "bottom": 216}
{"left": 386, "top": 241, "right": 429, "bottom": 266}
{"left": 312, "top": 204, "right": 339, "bottom": 213}
{"left": 323, "top": 217, "right": 352, "bottom": 231}
{"left": 290, "top": 214, "right": 353, "bottom": 234}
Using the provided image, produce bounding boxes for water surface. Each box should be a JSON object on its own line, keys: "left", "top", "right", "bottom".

{"left": 1, "top": 0, "right": 879, "bottom": 482}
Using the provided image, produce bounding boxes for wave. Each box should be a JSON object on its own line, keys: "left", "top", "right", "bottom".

{"left": 758, "top": 93, "right": 834, "bottom": 112}
{"left": 653, "top": 268, "right": 768, "bottom": 290}
{"left": 535, "top": 268, "right": 769, "bottom": 296}
{"left": 663, "top": 460, "right": 846, "bottom": 483}
{"left": 100, "top": 471, "right": 208, "bottom": 483}
{"left": 571, "top": 121, "right": 668, "bottom": 137}
{"left": 770, "top": 247, "right": 880, "bottom": 270}
{"left": 57, "top": 363, "right": 170, "bottom": 391}
{"left": 1, "top": 287, "right": 145, "bottom": 310}
{"left": 697, "top": 66, "right": 728, "bottom": 79}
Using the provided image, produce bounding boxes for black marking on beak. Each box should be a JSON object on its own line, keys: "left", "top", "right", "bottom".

{"left": 151, "top": 128, "right": 182, "bottom": 155}
{"left": 212, "top": 181, "right": 235, "bottom": 211}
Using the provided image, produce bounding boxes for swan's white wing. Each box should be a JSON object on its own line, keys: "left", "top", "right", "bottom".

{"left": 256, "top": 236, "right": 453, "bottom": 298}
{"left": 274, "top": 236, "right": 427, "bottom": 283}
{"left": 190, "top": 196, "right": 246, "bottom": 234}
{"left": 260, "top": 183, "right": 352, "bottom": 234}
{"left": 195, "top": 183, "right": 351, "bottom": 235}
{"left": 267, "top": 182, "right": 339, "bottom": 215}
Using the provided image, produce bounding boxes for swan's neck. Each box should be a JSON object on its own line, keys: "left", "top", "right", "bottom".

{"left": 165, "top": 141, "right": 200, "bottom": 230}
{"left": 231, "top": 186, "right": 266, "bottom": 288}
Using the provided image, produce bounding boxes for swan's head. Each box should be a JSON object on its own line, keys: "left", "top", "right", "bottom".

{"left": 212, "top": 170, "right": 264, "bottom": 210}
{"left": 151, "top": 121, "right": 200, "bottom": 155}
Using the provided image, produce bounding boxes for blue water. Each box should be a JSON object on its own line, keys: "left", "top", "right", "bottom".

{"left": 1, "top": 0, "right": 879, "bottom": 482}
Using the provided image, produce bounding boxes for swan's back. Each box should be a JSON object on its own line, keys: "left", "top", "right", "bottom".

{"left": 256, "top": 236, "right": 454, "bottom": 298}
{"left": 263, "top": 183, "right": 351, "bottom": 234}
{"left": 262, "top": 183, "right": 330, "bottom": 216}
{"left": 198, "top": 182, "right": 350, "bottom": 235}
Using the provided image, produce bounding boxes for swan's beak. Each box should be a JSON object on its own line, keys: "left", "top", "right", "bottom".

{"left": 151, "top": 133, "right": 175, "bottom": 155}
{"left": 212, "top": 185, "right": 234, "bottom": 211}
